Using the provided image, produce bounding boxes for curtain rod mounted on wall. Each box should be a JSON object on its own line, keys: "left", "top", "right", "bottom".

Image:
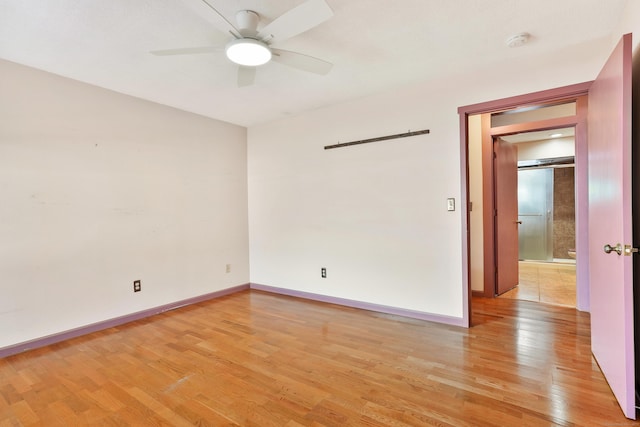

{"left": 324, "top": 129, "right": 430, "bottom": 150}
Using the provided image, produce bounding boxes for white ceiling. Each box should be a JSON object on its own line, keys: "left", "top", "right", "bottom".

{"left": 0, "top": 0, "right": 628, "bottom": 127}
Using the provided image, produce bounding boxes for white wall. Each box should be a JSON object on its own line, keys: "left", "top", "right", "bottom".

{"left": 615, "top": 0, "right": 640, "bottom": 54}
{"left": 517, "top": 137, "right": 575, "bottom": 161}
{"left": 249, "top": 101, "right": 462, "bottom": 317}
{"left": 0, "top": 60, "right": 249, "bottom": 348}
{"left": 248, "top": 34, "right": 613, "bottom": 322}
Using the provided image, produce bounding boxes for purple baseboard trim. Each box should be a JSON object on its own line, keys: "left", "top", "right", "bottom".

{"left": 250, "top": 283, "right": 466, "bottom": 327}
{"left": 0, "top": 284, "right": 250, "bottom": 359}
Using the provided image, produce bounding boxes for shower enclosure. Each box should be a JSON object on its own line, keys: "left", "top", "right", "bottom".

{"left": 517, "top": 168, "right": 554, "bottom": 261}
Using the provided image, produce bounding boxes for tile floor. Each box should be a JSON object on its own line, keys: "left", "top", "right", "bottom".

{"left": 499, "top": 261, "right": 576, "bottom": 307}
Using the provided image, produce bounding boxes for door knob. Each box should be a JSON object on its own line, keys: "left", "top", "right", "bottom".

{"left": 604, "top": 243, "right": 623, "bottom": 255}
{"left": 624, "top": 245, "right": 639, "bottom": 256}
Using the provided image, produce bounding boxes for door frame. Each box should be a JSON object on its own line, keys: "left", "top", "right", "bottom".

{"left": 458, "top": 82, "right": 591, "bottom": 325}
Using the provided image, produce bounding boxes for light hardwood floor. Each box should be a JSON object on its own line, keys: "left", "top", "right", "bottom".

{"left": 500, "top": 261, "right": 577, "bottom": 307}
{"left": 0, "top": 290, "right": 633, "bottom": 426}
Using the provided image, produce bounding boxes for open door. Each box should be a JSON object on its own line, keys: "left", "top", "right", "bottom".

{"left": 494, "top": 137, "right": 519, "bottom": 295}
{"left": 588, "top": 33, "right": 635, "bottom": 419}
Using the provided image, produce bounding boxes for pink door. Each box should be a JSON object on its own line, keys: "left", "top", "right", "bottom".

{"left": 588, "top": 33, "right": 635, "bottom": 419}
{"left": 494, "top": 137, "right": 519, "bottom": 295}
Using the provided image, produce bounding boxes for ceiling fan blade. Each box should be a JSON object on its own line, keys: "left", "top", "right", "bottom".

{"left": 257, "top": 0, "right": 333, "bottom": 44}
{"left": 271, "top": 48, "right": 332, "bottom": 75}
{"left": 188, "top": 0, "right": 241, "bottom": 38}
{"left": 237, "top": 66, "right": 256, "bottom": 87}
{"left": 150, "top": 46, "right": 222, "bottom": 56}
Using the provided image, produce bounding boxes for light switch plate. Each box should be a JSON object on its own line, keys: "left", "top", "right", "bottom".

{"left": 447, "top": 198, "right": 455, "bottom": 211}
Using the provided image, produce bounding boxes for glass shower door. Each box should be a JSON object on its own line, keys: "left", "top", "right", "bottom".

{"left": 517, "top": 168, "right": 553, "bottom": 261}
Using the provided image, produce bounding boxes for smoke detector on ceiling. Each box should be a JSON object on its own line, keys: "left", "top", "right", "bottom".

{"left": 506, "top": 32, "right": 530, "bottom": 48}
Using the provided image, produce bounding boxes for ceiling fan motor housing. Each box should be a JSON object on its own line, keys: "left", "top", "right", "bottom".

{"left": 236, "top": 10, "right": 260, "bottom": 36}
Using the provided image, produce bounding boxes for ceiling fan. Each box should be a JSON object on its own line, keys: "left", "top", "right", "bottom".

{"left": 151, "top": 0, "right": 334, "bottom": 87}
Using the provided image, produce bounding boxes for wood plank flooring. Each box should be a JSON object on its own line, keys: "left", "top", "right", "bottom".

{"left": 0, "top": 290, "right": 634, "bottom": 426}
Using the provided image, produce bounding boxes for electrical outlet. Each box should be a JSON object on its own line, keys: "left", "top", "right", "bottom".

{"left": 321, "top": 268, "right": 327, "bottom": 278}
{"left": 226, "top": 264, "right": 231, "bottom": 273}
{"left": 133, "top": 280, "right": 141, "bottom": 292}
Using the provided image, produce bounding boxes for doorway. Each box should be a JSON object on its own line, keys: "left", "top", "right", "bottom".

{"left": 459, "top": 34, "right": 636, "bottom": 419}
{"left": 458, "top": 84, "right": 590, "bottom": 323}
{"left": 497, "top": 127, "right": 578, "bottom": 307}
{"left": 471, "top": 107, "right": 583, "bottom": 303}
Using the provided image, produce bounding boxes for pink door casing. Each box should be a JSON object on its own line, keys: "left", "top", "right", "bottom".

{"left": 588, "top": 33, "right": 635, "bottom": 419}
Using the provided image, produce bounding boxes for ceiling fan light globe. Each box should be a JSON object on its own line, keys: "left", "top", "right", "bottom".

{"left": 226, "top": 39, "right": 272, "bottom": 66}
